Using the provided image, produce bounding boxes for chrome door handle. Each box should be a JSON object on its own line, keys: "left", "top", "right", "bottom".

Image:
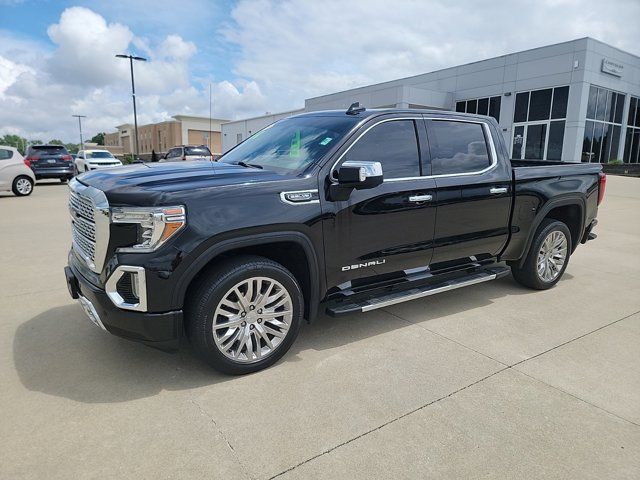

{"left": 489, "top": 187, "right": 508, "bottom": 195}
{"left": 409, "top": 194, "right": 433, "bottom": 203}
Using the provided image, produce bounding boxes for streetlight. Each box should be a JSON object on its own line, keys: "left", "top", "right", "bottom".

{"left": 72, "top": 114, "right": 86, "bottom": 151}
{"left": 116, "top": 53, "right": 147, "bottom": 159}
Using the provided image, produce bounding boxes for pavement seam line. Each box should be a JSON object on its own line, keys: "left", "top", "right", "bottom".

{"left": 267, "top": 365, "right": 511, "bottom": 480}
{"left": 513, "top": 368, "right": 640, "bottom": 427}
{"left": 269, "top": 310, "right": 640, "bottom": 478}
{"left": 382, "top": 308, "right": 510, "bottom": 367}
{"left": 189, "top": 397, "right": 255, "bottom": 480}
{"left": 509, "top": 308, "right": 640, "bottom": 369}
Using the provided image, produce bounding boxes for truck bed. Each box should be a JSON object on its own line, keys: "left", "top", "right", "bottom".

{"left": 511, "top": 159, "right": 602, "bottom": 180}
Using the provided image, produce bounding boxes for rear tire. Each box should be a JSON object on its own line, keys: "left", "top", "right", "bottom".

{"left": 511, "top": 219, "right": 571, "bottom": 290}
{"left": 12, "top": 176, "right": 34, "bottom": 196}
{"left": 186, "top": 255, "right": 304, "bottom": 374}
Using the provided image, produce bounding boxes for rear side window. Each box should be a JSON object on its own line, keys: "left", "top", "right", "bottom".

{"left": 428, "top": 121, "right": 491, "bottom": 175}
{"left": 344, "top": 120, "right": 420, "bottom": 179}
{"left": 0, "top": 149, "right": 13, "bottom": 160}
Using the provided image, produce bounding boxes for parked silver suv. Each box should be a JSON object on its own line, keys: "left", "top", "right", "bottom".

{"left": 160, "top": 145, "right": 213, "bottom": 162}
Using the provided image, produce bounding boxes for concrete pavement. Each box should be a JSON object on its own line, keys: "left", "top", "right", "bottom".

{"left": 1, "top": 176, "right": 639, "bottom": 479}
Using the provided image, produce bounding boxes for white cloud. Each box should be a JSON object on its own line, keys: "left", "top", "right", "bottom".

{"left": 225, "top": 0, "right": 640, "bottom": 110}
{"left": 0, "top": 6, "right": 265, "bottom": 142}
{"left": 1, "top": 0, "right": 639, "bottom": 142}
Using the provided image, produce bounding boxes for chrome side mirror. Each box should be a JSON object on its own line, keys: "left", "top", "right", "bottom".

{"left": 337, "top": 161, "right": 384, "bottom": 189}
{"left": 329, "top": 161, "right": 384, "bottom": 201}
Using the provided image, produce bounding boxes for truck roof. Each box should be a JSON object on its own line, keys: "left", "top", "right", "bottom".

{"left": 291, "top": 108, "right": 494, "bottom": 123}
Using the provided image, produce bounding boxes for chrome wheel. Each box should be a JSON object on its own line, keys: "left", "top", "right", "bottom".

{"left": 16, "top": 178, "right": 32, "bottom": 195}
{"left": 536, "top": 230, "right": 568, "bottom": 282}
{"left": 212, "top": 277, "right": 293, "bottom": 363}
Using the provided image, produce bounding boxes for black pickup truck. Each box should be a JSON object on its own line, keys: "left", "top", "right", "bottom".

{"left": 64, "top": 107, "right": 605, "bottom": 374}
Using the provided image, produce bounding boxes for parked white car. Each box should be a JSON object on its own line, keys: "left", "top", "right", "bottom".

{"left": 75, "top": 149, "right": 123, "bottom": 173}
{"left": 0, "top": 146, "right": 36, "bottom": 196}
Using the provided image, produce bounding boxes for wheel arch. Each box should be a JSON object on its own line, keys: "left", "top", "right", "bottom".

{"left": 174, "top": 231, "right": 321, "bottom": 322}
{"left": 517, "top": 196, "right": 585, "bottom": 267}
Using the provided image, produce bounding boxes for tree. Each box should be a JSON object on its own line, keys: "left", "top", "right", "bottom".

{"left": 48, "top": 139, "right": 64, "bottom": 145}
{"left": 65, "top": 143, "right": 80, "bottom": 154}
{"left": 90, "top": 132, "right": 105, "bottom": 145}
{"left": 0, "top": 134, "right": 27, "bottom": 154}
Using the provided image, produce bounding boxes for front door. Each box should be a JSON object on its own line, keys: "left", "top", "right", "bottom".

{"left": 321, "top": 116, "right": 437, "bottom": 290}
{"left": 426, "top": 118, "right": 512, "bottom": 266}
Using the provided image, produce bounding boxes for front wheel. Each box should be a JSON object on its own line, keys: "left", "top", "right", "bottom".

{"left": 12, "top": 176, "right": 34, "bottom": 196}
{"left": 186, "top": 255, "right": 304, "bottom": 374}
{"left": 511, "top": 219, "right": 571, "bottom": 290}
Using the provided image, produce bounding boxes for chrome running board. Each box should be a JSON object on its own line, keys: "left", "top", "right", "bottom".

{"left": 326, "top": 266, "right": 510, "bottom": 316}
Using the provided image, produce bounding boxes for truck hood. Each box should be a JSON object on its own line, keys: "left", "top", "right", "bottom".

{"left": 78, "top": 161, "right": 286, "bottom": 196}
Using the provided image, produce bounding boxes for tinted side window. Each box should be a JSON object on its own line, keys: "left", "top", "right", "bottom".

{"left": 344, "top": 120, "right": 420, "bottom": 179}
{"left": 429, "top": 121, "right": 491, "bottom": 175}
{"left": 0, "top": 149, "right": 13, "bottom": 160}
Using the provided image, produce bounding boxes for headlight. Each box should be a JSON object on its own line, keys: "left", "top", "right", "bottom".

{"left": 111, "top": 206, "right": 186, "bottom": 252}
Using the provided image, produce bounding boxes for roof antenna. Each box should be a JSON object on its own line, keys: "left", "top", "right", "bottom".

{"left": 346, "top": 102, "right": 366, "bottom": 115}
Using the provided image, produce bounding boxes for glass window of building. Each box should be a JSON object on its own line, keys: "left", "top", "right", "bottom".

{"left": 512, "top": 86, "right": 569, "bottom": 160}
{"left": 455, "top": 96, "right": 501, "bottom": 122}
{"left": 623, "top": 96, "right": 640, "bottom": 164}
{"left": 582, "top": 86, "right": 625, "bottom": 163}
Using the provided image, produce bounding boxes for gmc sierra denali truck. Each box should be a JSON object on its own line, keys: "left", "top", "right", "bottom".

{"left": 64, "top": 106, "right": 605, "bottom": 374}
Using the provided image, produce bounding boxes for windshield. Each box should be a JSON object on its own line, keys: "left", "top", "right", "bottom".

{"left": 86, "top": 151, "right": 114, "bottom": 159}
{"left": 185, "top": 146, "right": 211, "bottom": 156}
{"left": 219, "top": 116, "right": 357, "bottom": 174}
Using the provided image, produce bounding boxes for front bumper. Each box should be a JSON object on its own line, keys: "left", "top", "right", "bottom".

{"left": 64, "top": 263, "right": 183, "bottom": 351}
{"left": 33, "top": 166, "right": 74, "bottom": 179}
{"left": 86, "top": 163, "right": 123, "bottom": 170}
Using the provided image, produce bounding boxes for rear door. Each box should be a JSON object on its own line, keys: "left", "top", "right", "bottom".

{"left": 426, "top": 118, "right": 512, "bottom": 266}
{"left": 321, "top": 115, "right": 437, "bottom": 289}
{"left": 0, "top": 148, "right": 15, "bottom": 189}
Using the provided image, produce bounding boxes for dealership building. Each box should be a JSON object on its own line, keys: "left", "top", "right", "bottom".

{"left": 221, "top": 37, "right": 640, "bottom": 164}
{"left": 105, "top": 115, "right": 228, "bottom": 157}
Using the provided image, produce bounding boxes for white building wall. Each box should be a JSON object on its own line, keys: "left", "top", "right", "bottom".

{"left": 220, "top": 38, "right": 640, "bottom": 161}
{"left": 221, "top": 109, "right": 304, "bottom": 153}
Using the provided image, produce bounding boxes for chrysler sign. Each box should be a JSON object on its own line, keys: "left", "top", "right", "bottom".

{"left": 601, "top": 58, "right": 624, "bottom": 77}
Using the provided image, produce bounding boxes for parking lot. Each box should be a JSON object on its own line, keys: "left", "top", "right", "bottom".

{"left": 1, "top": 176, "right": 639, "bottom": 479}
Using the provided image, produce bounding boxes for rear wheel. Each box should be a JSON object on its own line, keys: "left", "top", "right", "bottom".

{"left": 12, "top": 176, "right": 34, "bottom": 196}
{"left": 186, "top": 255, "right": 304, "bottom": 374}
{"left": 511, "top": 219, "right": 571, "bottom": 290}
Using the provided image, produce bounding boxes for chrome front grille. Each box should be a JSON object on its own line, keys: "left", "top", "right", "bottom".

{"left": 69, "top": 191, "right": 95, "bottom": 221}
{"left": 68, "top": 179, "right": 109, "bottom": 273}
{"left": 73, "top": 214, "right": 96, "bottom": 242}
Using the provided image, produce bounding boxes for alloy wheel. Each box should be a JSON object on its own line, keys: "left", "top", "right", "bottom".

{"left": 536, "top": 230, "right": 568, "bottom": 282}
{"left": 212, "top": 276, "right": 293, "bottom": 363}
{"left": 16, "top": 178, "right": 32, "bottom": 195}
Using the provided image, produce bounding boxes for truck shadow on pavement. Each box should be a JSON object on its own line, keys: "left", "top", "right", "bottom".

{"left": 13, "top": 275, "right": 560, "bottom": 404}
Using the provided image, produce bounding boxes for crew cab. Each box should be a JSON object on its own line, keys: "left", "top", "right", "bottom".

{"left": 64, "top": 107, "right": 605, "bottom": 374}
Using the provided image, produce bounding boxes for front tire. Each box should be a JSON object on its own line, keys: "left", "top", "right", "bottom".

{"left": 186, "top": 255, "right": 304, "bottom": 374}
{"left": 12, "top": 176, "right": 34, "bottom": 196}
{"left": 511, "top": 219, "right": 571, "bottom": 290}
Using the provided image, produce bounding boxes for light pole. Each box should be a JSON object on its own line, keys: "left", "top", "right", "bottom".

{"left": 72, "top": 114, "right": 86, "bottom": 151}
{"left": 116, "top": 54, "right": 147, "bottom": 159}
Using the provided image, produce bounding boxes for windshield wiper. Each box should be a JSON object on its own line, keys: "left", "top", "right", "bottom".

{"left": 237, "top": 161, "right": 263, "bottom": 169}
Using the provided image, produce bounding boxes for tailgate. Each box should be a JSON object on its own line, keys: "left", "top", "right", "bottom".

{"left": 29, "top": 147, "right": 71, "bottom": 168}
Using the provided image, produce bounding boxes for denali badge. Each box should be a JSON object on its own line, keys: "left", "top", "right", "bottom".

{"left": 341, "top": 259, "right": 386, "bottom": 271}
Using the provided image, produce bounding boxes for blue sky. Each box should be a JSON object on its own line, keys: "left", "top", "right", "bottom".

{"left": 1, "top": 0, "right": 239, "bottom": 84}
{"left": 1, "top": 0, "right": 638, "bottom": 142}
